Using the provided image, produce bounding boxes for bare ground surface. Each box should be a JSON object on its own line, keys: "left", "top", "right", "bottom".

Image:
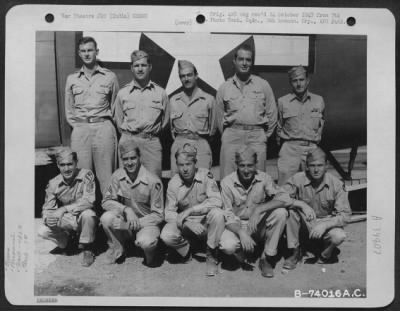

{"left": 34, "top": 219, "right": 366, "bottom": 297}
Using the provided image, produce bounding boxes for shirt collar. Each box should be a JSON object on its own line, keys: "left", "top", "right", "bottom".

{"left": 290, "top": 91, "right": 311, "bottom": 103}
{"left": 59, "top": 168, "right": 84, "bottom": 186}
{"left": 232, "top": 170, "right": 262, "bottom": 189}
{"left": 178, "top": 169, "right": 202, "bottom": 187}
{"left": 304, "top": 172, "right": 329, "bottom": 192}
{"left": 78, "top": 64, "right": 106, "bottom": 77}
{"left": 120, "top": 165, "right": 149, "bottom": 188}
{"left": 232, "top": 74, "right": 253, "bottom": 88}
{"left": 175, "top": 87, "right": 206, "bottom": 105}
{"left": 129, "top": 79, "right": 155, "bottom": 92}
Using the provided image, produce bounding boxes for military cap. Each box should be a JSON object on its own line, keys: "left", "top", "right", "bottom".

{"left": 131, "top": 50, "right": 149, "bottom": 63}
{"left": 178, "top": 60, "right": 196, "bottom": 72}
{"left": 55, "top": 147, "right": 77, "bottom": 163}
{"left": 175, "top": 143, "right": 197, "bottom": 161}
{"left": 119, "top": 139, "right": 140, "bottom": 156}
{"left": 288, "top": 66, "right": 307, "bottom": 79}
{"left": 306, "top": 147, "right": 326, "bottom": 163}
{"left": 235, "top": 145, "right": 257, "bottom": 164}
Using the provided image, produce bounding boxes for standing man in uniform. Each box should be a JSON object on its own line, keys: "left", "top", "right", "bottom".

{"left": 283, "top": 148, "right": 351, "bottom": 269}
{"left": 219, "top": 146, "right": 294, "bottom": 278}
{"left": 161, "top": 144, "right": 224, "bottom": 276}
{"left": 216, "top": 44, "right": 277, "bottom": 179}
{"left": 65, "top": 36, "right": 119, "bottom": 195}
{"left": 169, "top": 60, "right": 217, "bottom": 174}
{"left": 114, "top": 50, "right": 169, "bottom": 178}
{"left": 37, "top": 147, "right": 98, "bottom": 267}
{"left": 100, "top": 139, "right": 164, "bottom": 267}
{"left": 277, "top": 66, "right": 325, "bottom": 185}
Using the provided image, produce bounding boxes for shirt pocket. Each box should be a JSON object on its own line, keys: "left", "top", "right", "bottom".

{"left": 282, "top": 110, "right": 300, "bottom": 133}
{"left": 123, "top": 101, "right": 137, "bottom": 123}
{"left": 223, "top": 94, "right": 240, "bottom": 113}
{"left": 144, "top": 100, "right": 163, "bottom": 123}
{"left": 72, "top": 86, "right": 84, "bottom": 95}
{"left": 311, "top": 111, "right": 323, "bottom": 131}
{"left": 192, "top": 110, "right": 209, "bottom": 132}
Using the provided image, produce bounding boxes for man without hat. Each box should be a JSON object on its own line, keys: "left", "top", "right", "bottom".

{"left": 65, "top": 36, "right": 119, "bottom": 195}
{"left": 100, "top": 139, "right": 164, "bottom": 266}
{"left": 277, "top": 65, "right": 325, "bottom": 185}
{"left": 219, "top": 146, "right": 293, "bottom": 277}
{"left": 161, "top": 143, "right": 225, "bottom": 276}
{"left": 114, "top": 50, "right": 169, "bottom": 178}
{"left": 282, "top": 148, "right": 352, "bottom": 269}
{"left": 169, "top": 60, "right": 217, "bottom": 174}
{"left": 216, "top": 44, "right": 277, "bottom": 178}
{"left": 37, "top": 147, "right": 98, "bottom": 267}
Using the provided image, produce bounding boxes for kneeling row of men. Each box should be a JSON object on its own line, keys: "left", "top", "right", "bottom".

{"left": 38, "top": 141, "right": 351, "bottom": 278}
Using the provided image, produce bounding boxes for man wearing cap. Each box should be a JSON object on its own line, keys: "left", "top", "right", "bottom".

{"left": 282, "top": 148, "right": 351, "bottom": 270}
{"left": 161, "top": 143, "right": 224, "bottom": 276}
{"left": 216, "top": 44, "right": 277, "bottom": 178}
{"left": 277, "top": 65, "right": 325, "bottom": 185}
{"left": 37, "top": 147, "right": 98, "bottom": 267}
{"left": 65, "top": 36, "right": 119, "bottom": 195}
{"left": 100, "top": 139, "right": 164, "bottom": 266}
{"left": 169, "top": 60, "right": 217, "bottom": 174}
{"left": 219, "top": 146, "right": 294, "bottom": 278}
{"left": 114, "top": 50, "right": 169, "bottom": 178}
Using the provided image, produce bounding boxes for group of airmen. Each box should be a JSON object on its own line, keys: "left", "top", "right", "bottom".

{"left": 38, "top": 36, "right": 352, "bottom": 278}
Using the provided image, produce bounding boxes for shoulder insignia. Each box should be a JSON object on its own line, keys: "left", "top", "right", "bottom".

{"left": 207, "top": 171, "right": 214, "bottom": 179}
{"left": 155, "top": 182, "right": 162, "bottom": 191}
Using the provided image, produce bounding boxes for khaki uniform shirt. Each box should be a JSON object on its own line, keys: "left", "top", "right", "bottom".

{"left": 216, "top": 74, "right": 277, "bottom": 137}
{"left": 102, "top": 165, "right": 164, "bottom": 227}
{"left": 42, "top": 168, "right": 96, "bottom": 219}
{"left": 221, "top": 170, "right": 293, "bottom": 225}
{"left": 277, "top": 91, "right": 325, "bottom": 142}
{"left": 65, "top": 65, "right": 119, "bottom": 127}
{"left": 170, "top": 87, "right": 217, "bottom": 137}
{"left": 164, "top": 168, "right": 222, "bottom": 223}
{"left": 114, "top": 80, "right": 169, "bottom": 135}
{"left": 284, "top": 171, "right": 351, "bottom": 226}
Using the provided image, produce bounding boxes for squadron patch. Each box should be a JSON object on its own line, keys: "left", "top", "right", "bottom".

{"left": 85, "top": 171, "right": 95, "bottom": 193}
{"left": 207, "top": 171, "right": 214, "bottom": 179}
{"left": 155, "top": 183, "right": 161, "bottom": 191}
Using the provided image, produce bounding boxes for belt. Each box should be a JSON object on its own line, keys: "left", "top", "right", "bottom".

{"left": 284, "top": 139, "right": 317, "bottom": 146}
{"left": 230, "top": 124, "right": 264, "bottom": 130}
{"left": 176, "top": 132, "right": 205, "bottom": 140}
{"left": 124, "top": 131, "right": 156, "bottom": 139}
{"left": 76, "top": 117, "right": 110, "bottom": 123}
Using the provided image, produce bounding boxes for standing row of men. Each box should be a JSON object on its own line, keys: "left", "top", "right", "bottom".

{"left": 38, "top": 36, "right": 349, "bottom": 277}
{"left": 64, "top": 36, "right": 325, "bottom": 192}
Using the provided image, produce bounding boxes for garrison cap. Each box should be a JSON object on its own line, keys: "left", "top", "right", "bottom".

{"left": 131, "top": 50, "right": 149, "bottom": 63}
{"left": 288, "top": 66, "right": 307, "bottom": 79}
{"left": 235, "top": 145, "right": 257, "bottom": 164}
{"left": 306, "top": 147, "right": 326, "bottom": 163}
{"left": 119, "top": 139, "right": 140, "bottom": 156}
{"left": 175, "top": 143, "right": 197, "bottom": 161}
{"left": 178, "top": 60, "right": 196, "bottom": 72}
{"left": 55, "top": 147, "right": 76, "bottom": 163}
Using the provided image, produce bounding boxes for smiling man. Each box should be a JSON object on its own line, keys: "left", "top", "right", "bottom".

{"left": 169, "top": 60, "right": 217, "bottom": 174}
{"left": 216, "top": 45, "right": 277, "bottom": 178}
{"left": 277, "top": 66, "right": 325, "bottom": 185}
{"left": 100, "top": 139, "right": 164, "bottom": 266}
{"left": 161, "top": 143, "right": 224, "bottom": 276}
{"left": 65, "top": 36, "right": 119, "bottom": 196}
{"left": 219, "top": 146, "right": 293, "bottom": 278}
{"left": 114, "top": 50, "right": 169, "bottom": 178}
{"left": 37, "top": 147, "right": 98, "bottom": 267}
{"left": 283, "top": 148, "right": 352, "bottom": 269}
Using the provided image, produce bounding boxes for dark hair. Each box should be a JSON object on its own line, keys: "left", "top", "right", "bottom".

{"left": 234, "top": 44, "right": 254, "bottom": 60}
{"left": 77, "top": 36, "right": 98, "bottom": 49}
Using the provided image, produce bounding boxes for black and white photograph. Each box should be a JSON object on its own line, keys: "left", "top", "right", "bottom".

{"left": 4, "top": 5, "right": 395, "bottom": 307}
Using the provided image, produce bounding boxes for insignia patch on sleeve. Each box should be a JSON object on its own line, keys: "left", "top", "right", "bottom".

{"left": 155, "top": 183, "right": 161, "bottom": 191}
{"left": 207, "top": 171, "right": 214, "bottom": 179}
{"left": 85, "top": 172, "right": 95, "bottom": 193}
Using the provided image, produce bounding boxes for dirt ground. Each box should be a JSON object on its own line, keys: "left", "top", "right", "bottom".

{"left": 34, "top": 219, "right": 366, "bottom": 297}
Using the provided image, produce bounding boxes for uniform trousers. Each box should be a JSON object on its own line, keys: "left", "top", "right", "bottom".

{"left": 37, "top": 209, "right": 98, "bottom": 248}
{"left": 170, "top": 136, "right": 212, "bottom": 175}
{"left": 286, "top": 209, "right": 347, "bottom": 252}
{"left": 71, "top": 120, "right": 117, "bottom": 195}
{"left": 119, "top": 133, "right": 162, "bottom": 178}
{"left": 100, "top": 211, "right": 160, "bottom": 260}
{"left": 160, "top": 208, "right": 225, "bottom": 256}
{"left": 220, "top": 127, "right": 267, "bottom": 179}
{"left": 219, "top": 208, "right": 288, "bottom": 257}
{"left": 277, "top": 141, "right": 317, "bottom": 185}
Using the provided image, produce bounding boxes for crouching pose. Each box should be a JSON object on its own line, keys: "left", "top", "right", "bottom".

{"left": 38, "top": 147, "right": 98, "bottom": 267}
{"left": 219, "top": 146, "right": 293, "bottom": 278}
{"left": 283, "top": 148, "right": 352, "bottom": 269}
{"left": 161, "top": 144, "right": 225, "bottom": 276}
{"left": 100, "top": 139, "right": 164, "bottom": 266}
